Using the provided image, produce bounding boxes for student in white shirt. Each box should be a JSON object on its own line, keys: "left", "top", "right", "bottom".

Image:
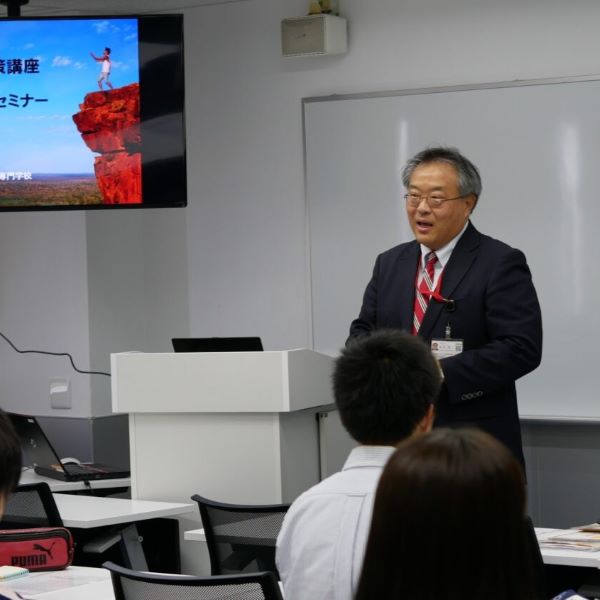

{"left": 276, "top": 329, "right": 441, "bottom": 600}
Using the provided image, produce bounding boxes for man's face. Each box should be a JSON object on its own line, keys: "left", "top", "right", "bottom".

{"left": 406, "top": 161, "right": 475, "bottom": 250}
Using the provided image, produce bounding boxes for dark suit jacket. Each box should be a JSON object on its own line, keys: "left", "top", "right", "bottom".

{"left": 349, "top": 222, "right": 543, "bottom": 464}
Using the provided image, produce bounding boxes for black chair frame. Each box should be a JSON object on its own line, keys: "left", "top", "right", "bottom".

{"left": 103, "top": 560, "right": 284, "bottom": 600}
{"left": 191, "top": 494, "right": 290, "bottom": 577}
{"left": 1, "top": 482, "right": 63, "bottom": 529}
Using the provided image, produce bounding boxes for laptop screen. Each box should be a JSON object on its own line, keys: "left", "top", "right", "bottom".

{"left": 171, "top": 337, "right": 263, "bottom": 352}
{"left": 8, "top": 413, "right": 65, "bottom": 473}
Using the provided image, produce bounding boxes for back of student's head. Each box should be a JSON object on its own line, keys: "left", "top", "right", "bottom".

{"left": 355, "top": 428, "right": 538, "bottom": 600}
{"left": 333, "top": 329, "right": 441, "bottom": 445}
{"left": 0, "top": 410, "right": 22, "bottom": 498}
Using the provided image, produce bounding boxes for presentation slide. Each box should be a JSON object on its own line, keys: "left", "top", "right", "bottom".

{"left": 0, "top": 18, "right": 140, "bottom": 207}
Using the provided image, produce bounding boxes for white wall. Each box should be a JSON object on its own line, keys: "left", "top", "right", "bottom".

{"left": 2, "top": 0, "right": 600, "bottom": 420}
{"left": 182, "top": 0, "right": 600, "bottom": 354}
{"left": 0, "top": 212, "right": 92, "bottom": 417}
{"left": 86, "top": 209, "right": 190, "bottom": 416}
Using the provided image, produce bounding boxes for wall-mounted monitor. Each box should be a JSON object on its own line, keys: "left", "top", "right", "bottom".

{"left": 0, "top": 14, "right": 186, "bottom": 210}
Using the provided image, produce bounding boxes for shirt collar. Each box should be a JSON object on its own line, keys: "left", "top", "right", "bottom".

{"left": 419, "top": 220, "right": 469, "bottom": 269}
{"left": 341, "top": 445, "right": 395, "bottom": 470}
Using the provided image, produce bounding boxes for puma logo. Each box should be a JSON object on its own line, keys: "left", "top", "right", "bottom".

{"left": 33, "top": 542, "right": 55, "bottom": 559}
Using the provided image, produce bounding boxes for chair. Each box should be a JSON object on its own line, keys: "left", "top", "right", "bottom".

{"left": 191, "top": 494, "right": 289, "bottom": 577}
{"left": 0, "top": 482, "right": 63, "bottom": 529}
{"left": 103, "top": 561, "right": 284, "bottom": 600}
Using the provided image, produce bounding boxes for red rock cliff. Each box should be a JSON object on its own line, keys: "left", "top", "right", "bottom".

{"left": 72, "top": 83, "right": 142, "bottom": 204}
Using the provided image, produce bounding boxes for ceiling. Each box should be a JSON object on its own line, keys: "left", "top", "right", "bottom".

{"left": 1, "top": 0, "right": 245, "bottom": 16}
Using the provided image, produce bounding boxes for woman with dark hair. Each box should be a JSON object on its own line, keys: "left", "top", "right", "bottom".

{"left": 355, "top": 428, "right": 541, "bottom": 600}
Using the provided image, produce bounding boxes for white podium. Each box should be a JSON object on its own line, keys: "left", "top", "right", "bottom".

{"left": 111, "top": 349, "right": 334, "bottom": 573}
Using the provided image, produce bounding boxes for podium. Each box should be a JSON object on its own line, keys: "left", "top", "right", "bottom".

{"left": 111, "top": 349, "right": 334, "bottom": 572}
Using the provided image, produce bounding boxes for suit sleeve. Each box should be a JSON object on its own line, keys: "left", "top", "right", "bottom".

{"left": 347, "top": 255, "right": 381, "bottom": 342}
{"left": 441, "top": 248, "right": 542, "bottom": 403}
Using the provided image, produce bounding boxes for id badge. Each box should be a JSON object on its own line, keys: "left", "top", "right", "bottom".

{"left": 431, "top": 338, "right": 463, "bottom": 360}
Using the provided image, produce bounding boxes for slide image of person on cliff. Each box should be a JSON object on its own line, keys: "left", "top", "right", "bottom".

{"left": 90, "top": 47, "right": 114, "bottom": 90}
{"left": 0, "top": 18, "right": 139, "bottom": 208}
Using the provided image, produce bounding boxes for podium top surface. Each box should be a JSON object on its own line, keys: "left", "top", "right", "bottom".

{"left": 111, "top": 348, "right": 334, "bottom": 414}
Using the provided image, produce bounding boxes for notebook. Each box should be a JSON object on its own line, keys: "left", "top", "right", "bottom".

{"left": 171, "top": 337, "right": 263, "bottom": 352}
{"left": 8, "top": 413, "right": 130, "bottom": 482}
{"left": 0, "top": 565, "right": 28, "bottom": 580}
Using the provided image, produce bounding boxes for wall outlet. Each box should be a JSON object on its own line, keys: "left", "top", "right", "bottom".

{"left": 50, "top": 378, "right": 71, "bottom": 409}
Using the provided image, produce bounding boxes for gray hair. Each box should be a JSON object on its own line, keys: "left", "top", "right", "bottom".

{"left": 401, "top": 146, "right": 482, "bottom": 204}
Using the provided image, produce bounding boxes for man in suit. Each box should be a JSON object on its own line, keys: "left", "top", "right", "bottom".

{"left": 349, "top": 146, "right": 542, "bottom": 465}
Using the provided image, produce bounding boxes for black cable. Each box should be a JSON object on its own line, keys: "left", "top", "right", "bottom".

{"left": 0, "top": 331, "right": 111, "bottom": 377}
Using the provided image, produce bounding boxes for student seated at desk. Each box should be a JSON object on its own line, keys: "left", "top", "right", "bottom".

{"left": 355, "top": 428, "right": 542, "bottom": 600}
{"left": 0, "top": 408, "right": 28, "bottom": 599}
{"left": 276, "top": 330, "right": 441, "bottom": 600}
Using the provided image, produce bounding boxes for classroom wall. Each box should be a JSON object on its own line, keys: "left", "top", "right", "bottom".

{"left": 1, "top": 0, "right": 600, "bottom": 523}
{"left": 0, "top": 212, "right": 92, "bottom": 417}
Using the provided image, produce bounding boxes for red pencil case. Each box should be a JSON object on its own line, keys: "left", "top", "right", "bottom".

{"left": 0, "top": 527, "right": 74, "bottom": 571}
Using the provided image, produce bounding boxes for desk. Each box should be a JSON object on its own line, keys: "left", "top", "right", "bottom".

{"left": 19, "top": 469, "right": 131, "bottom": 494}
{"left": 54, "top": 494, "right": 194, "bottom": 529}
{"left": 55, "top": 495, "right": 194, "bottom": 572}
{"left": 185, "top": 528, "right": 206, "bottom": 542}
{"left": 4, "top": 566, "right": 114, "bottom": 599}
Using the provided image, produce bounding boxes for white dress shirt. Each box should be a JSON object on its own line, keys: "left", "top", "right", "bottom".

{"left": 276, "top": 445, "right": 394, "bottom": 600}
{"left": 417, "top": 219, "right": 469, "bottom": 289}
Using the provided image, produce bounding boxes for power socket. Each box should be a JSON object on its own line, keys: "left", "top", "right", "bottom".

{"left": 50, "top": 378, "right": 71, "bottom": 409}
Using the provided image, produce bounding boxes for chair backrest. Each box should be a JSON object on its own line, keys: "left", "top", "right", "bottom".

{"left": 0, "top": 482, "right": 63, "bottom": 529}
{"left": 191, "top": 494, "right": 289, "bottom": 577}
{"left": 103, "top": 561, "right": 284, "bottom": 600}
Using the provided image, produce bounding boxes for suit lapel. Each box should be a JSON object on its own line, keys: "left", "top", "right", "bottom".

{"left": 394, "top": 242, "right": 420, "bottom": 332}
{"left": 419, "top": 222, "right": 480, "bottom": 339}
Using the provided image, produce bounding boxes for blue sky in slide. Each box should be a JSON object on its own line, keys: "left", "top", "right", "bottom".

{"left": 0, "top": 18, "right": 139, "bottom": 173}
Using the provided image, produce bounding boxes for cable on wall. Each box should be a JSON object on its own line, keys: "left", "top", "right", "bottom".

{"left": 0, "top": 331, "right": 111, "bottom": 377}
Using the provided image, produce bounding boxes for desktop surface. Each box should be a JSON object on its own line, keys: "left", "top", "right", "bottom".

{"left": 4, "top": 565, "right": 113, "bottom": 600}
{"left": 53, "top": 494, "right": 195, "bottom": 529}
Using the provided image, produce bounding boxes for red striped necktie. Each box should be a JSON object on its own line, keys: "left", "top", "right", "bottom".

{"left": 412, "top": 251, "right": 438, "bottom": 335}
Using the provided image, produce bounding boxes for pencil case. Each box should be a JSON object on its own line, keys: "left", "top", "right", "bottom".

{"left": 0, "top": 527, "right": 74, "bottom": 571}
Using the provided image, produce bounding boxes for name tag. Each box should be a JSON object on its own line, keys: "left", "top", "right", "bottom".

{"left": 431, "top": 338, "right": 463, "bottom": 359}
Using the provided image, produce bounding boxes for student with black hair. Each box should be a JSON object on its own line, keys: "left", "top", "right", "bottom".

{"left": 276, "top": 329, "right": 441, "bottom": 600}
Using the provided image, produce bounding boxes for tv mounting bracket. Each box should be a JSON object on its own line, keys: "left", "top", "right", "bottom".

{"left": 0, "top": 0, "right": 29, "bottom": 17}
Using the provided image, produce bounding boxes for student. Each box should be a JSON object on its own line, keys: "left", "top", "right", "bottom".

{"left": 355, "top": 428, "right": 541, "bottom": 600}
{"left": 0, "top": 408, "right": 26, "bottom": 599}
{"left": 276, "top": 329, "right": 442, "bottom": 600}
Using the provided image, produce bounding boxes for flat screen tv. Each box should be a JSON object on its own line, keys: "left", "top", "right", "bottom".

{"left": 0, "top": 14, "right": 186, "bottom": 210}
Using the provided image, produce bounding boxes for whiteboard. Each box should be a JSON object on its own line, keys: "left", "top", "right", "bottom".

{"left": 304, "top": 77, "right": 600, "bottom": 421}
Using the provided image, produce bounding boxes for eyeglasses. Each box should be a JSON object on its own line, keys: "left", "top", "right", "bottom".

{"left": 404, "top": 193, "right": 467, "bottom": 209}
